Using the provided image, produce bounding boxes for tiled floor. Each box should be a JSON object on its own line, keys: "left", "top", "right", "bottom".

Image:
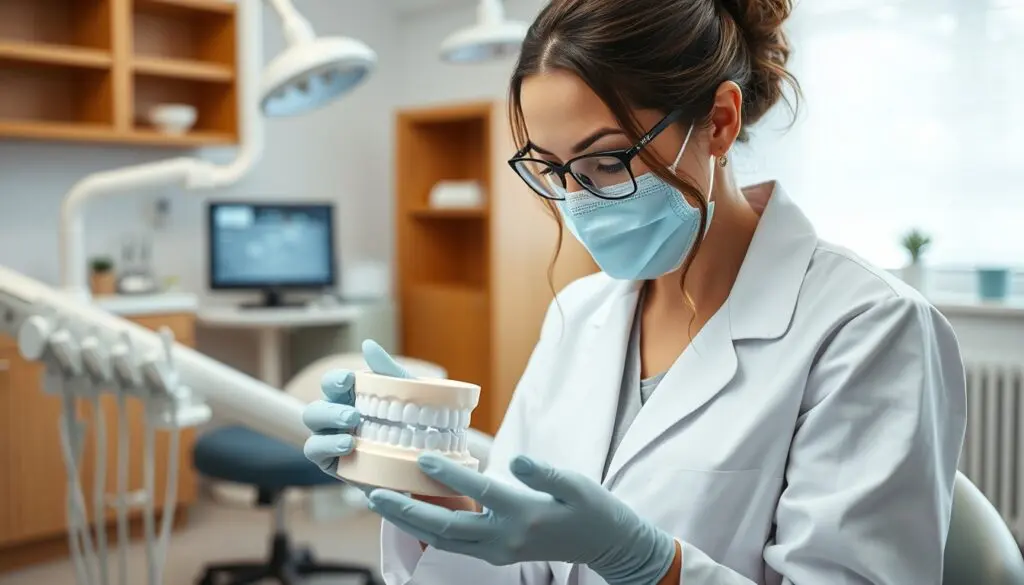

{"left": 0, "top": 497, "right": 382, "bottom": 585}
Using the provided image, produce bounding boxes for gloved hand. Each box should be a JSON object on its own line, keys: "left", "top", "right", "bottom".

{"left": 302, "top": 339, "right": 410, "bottom": 478}
{"left": 366, "top": 452, "right": 678, "bottom": 585}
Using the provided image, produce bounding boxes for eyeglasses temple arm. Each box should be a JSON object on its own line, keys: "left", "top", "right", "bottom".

{"left": 626, "top": 109, "right": 685, "bottom": 157}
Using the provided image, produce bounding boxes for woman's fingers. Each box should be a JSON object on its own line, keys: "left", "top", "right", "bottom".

{"left": 368, "top": 489, "right": 490, "bottom": 541}
{"left": 302, "top": 401, "right": 361, "bottom": 433}
{"left": 320, "top": 370, "right": 356, "bottom": 404}
{"left": 303, "top": 434, "right": 355, "bottom": 472}
{"left": 362, "top": 340, "right": 412, "bottom": 378}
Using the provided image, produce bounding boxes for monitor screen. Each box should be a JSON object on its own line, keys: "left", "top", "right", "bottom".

{"left": 208, "top": 202, "right": 336, "bottom": 290}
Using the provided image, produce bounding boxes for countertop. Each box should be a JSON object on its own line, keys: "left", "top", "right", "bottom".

{"left": 930, "top": 295, "right": 1024, "bottom": 319}
{"left": 93, "top": 292, "right": 199, "bottom": 316}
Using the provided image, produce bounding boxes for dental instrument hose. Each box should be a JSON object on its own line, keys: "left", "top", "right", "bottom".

{"left": 153, "top": 407, "right": 182, "bottom": 585}
{"left": 141, "top": 405, "right": 181, "bottom": 585}
{"left": 91, "top": 395, "right": 110, "bottom": 585}
{"left": 59, "top": 389, "right": 98, "bottom": 585}
{"left": 116, "top": 392, "right": 130, "bottom": 585}
{"left": 143, "top": 415, "right": 157, "bottom": 585}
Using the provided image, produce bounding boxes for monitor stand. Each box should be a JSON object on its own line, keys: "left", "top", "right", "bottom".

{"left": 240, "top": 289, "right": 304, "bottom": 309}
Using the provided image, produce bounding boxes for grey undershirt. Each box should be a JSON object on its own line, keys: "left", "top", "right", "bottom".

{"left": 602, "top": 290, "right": 667, "bottom": 480}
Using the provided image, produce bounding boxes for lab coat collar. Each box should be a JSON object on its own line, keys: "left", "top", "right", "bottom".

{"left": 728, "top": 182, "right": 817, "bottom": 341}
{"left": 586, "top": 181, "right": 815, "bottom": 486}
{"left": 589, "top": 182, "right": 815, "bottom": 339}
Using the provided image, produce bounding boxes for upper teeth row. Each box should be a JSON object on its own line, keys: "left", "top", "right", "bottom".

{"left": 355, "top": 394, "right": 471, "bottom": 430}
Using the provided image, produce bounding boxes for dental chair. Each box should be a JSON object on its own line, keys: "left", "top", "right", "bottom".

{"left": 944, "top": 471, "right": 1024, "bottom": 584}
{"left": 192, "top": 353, "right": 447, "bottom": 585}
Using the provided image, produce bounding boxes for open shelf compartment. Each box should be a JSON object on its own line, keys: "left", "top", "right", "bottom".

{"left": 0, "top": 62, "right": 113, "bottom": 126}
{"left": 132, "top": 73, "right": 236, "bottom": 137}
{"left": 400, "top": 114, "right": 490, "bottom": 210}
{"left": 0, "top": 0, "right": 112, "bottom": 50}
{"left": 0, "top": 0, "right": 239, "bottom": 146}
{"left": 132, "top": 0, "right": 236, "bottom": 68}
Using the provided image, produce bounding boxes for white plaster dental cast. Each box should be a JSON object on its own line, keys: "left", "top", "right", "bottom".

{"left": 336, "top": 371, "right": 481, "bottom": 497}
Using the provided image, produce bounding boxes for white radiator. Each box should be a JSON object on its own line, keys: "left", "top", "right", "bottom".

{"left": 959, "top": 360, "right": 1024, "bottom": 538}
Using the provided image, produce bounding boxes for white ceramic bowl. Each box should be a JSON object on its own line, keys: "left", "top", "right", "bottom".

{"left": 148, "top": 104, "right": 197, "bottom": 135}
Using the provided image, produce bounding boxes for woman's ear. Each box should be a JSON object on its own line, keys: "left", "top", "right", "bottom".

{"left": 709, "top": 81, "right": 743, "bottom": 156}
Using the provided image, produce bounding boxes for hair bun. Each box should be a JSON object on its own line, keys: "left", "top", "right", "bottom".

{"left": 719, "top": 0, "right": 798, "bottom": 130}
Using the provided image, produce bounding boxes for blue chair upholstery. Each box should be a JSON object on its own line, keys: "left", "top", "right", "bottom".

{"left": 192, "top": 425, "right": 380, "bottom": 585}
{"left": 193, "top": 425, "right": 332, "bottom": 490}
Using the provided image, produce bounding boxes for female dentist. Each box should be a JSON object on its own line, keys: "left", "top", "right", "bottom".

{"left": 303, "top": 0, "right": 968, "bottom": 583}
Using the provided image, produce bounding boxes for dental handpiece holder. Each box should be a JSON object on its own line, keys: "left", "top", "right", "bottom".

{"left": 339, "top": 372, "right": 482, "bottom": 497}
{"left": 17, "top": 313, "right": 211, "bottom": 427}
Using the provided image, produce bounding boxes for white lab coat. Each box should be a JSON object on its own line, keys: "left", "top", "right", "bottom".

{"left": 379, "top": 182, "right": 968, "bottom": 585}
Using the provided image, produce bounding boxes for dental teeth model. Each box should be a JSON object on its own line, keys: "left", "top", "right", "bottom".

{"left": 336, "top": 371, "right": 481, "bottom": 496}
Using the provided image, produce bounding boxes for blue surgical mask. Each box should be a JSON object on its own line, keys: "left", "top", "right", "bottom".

{"left": 555, "top": 124, "right": 716, "bottom": 281}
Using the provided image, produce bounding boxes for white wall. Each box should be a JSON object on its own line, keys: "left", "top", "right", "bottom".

{"left": 395, "top": 0, "right": 544, "bottom": 106}
{"left": 0, "top": 0, "right": 402, "bottom": 298}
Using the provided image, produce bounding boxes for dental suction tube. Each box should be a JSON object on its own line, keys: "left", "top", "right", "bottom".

{"left": 0, "top": 264, "right": 311, "bottom": 448}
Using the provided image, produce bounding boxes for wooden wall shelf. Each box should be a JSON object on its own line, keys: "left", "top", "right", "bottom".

{"left": 409, "top": 207, "right": 488, "bottom": 220}
{"left": 0, "top": 0, "right": 239, "bottom": 147}
{"left": 136, "top": 0, "right": 236, "bottom": 16}
{"left": 0, "top": 41, "right": 113, "bottom": 68}
{"left": 133, "top": 56, "right": 234, "bottom": 82}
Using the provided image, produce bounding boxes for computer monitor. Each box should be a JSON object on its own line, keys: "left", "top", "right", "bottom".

{"left": 208, "top": 202, "right": 336, "bottom": 308}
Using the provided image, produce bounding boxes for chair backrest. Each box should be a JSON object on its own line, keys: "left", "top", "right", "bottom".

{"left": 944, "top": 471, "right": 1024, "bottom": 584}
{"left": 285, "top": 352, "right": 447, "bottom": 404}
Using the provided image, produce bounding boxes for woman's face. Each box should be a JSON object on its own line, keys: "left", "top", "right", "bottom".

{"left": 518, "top": 69, "right": 714, "bottom": 197}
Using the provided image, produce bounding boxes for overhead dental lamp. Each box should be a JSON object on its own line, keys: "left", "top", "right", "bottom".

{"left": 440, "top": 0, "right": 528, "bottom": 63}
{"left": 261, "top": 0, "right": 376, "bottom": 116}
{"left": 58, "top": 0, "right": 377, "bottom": 299}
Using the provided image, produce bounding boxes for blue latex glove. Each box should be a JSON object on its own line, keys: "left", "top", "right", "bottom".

{"left": 302, "top": 339, "right": 411, "bottom": 479}
{"left": 367, "top": 452, "right": 677, "bottom": 585}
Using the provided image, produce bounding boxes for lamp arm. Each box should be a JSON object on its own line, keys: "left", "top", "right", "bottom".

{"left": 57, "top": 0, "right": 264, "bottom": 298}
{"left": 266, "top": 0, "right": 316, "bottom": 45}
{"left": 479, "top": 0, "right": 507, "bottom": 25}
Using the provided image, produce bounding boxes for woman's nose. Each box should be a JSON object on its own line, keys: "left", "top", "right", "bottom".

{"left": 564, "top": 175, "right": 585, "bottom": 193}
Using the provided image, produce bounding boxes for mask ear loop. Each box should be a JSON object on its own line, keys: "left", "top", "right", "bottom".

{"left": 668, "top": 123, "right": 695, "bottom": 174}
{"left": 707, "top": 152, "right": 716, "bottom": 204}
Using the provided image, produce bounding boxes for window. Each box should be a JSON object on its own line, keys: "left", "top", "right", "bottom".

{"left": 734, "top": 0, "right": 1024, "bottom": 269}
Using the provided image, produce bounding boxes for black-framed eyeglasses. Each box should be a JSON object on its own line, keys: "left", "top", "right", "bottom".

{"left": 507, "top": 109, "right": 683, "bottom": 201}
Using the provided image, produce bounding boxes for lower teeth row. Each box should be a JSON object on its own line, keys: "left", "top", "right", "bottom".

{"left": 357, "top": 420, "right": 468, "bottom": 453}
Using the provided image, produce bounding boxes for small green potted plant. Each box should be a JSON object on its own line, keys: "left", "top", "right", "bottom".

{"left": 900, "top": 229, "right": 932, "bottom": 292}
{"left": 89, "top": 256, "right": 116, "bottom": 296}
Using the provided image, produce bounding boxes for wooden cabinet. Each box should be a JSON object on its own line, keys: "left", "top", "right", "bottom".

{"left": 0, "top": 0, "right": 238, "bottom": 147}
{"left": 0, "top": 312, "right": 197, "bottom": 573}
{"left": 395, "top": 102, "right": 597, "bottom": 436}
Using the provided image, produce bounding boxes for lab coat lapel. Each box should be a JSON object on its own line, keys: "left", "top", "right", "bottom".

{"left": 602, "top": 303, "right": 738, "bottom": 487}
{"left": 559, "top": 280, "right": 642, "bottom": 483}
{"left": 729, "top": 182, "right": 817, "bottom": 341}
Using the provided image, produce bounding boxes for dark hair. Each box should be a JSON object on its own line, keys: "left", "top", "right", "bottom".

{"left": 508, "top": 0, "right": 800, "bottom": 322}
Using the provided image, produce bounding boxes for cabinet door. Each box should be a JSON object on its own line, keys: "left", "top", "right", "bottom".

{"left": 0, "top": 347, "right": 70, "bottom": 546}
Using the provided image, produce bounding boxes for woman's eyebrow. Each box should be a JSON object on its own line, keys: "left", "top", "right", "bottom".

{"left": 528, "top": 128, "right": 626, "bottom": 157}
{"left": 571, "top": 128, "right": 625, "bottom": 154}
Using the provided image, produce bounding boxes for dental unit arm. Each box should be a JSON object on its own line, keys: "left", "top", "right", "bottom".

{"left": 0, "top": 264, "right": 311, "bottom": 585}
{"left": 0, "top": 264, "right": 310, "bottom": 448}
